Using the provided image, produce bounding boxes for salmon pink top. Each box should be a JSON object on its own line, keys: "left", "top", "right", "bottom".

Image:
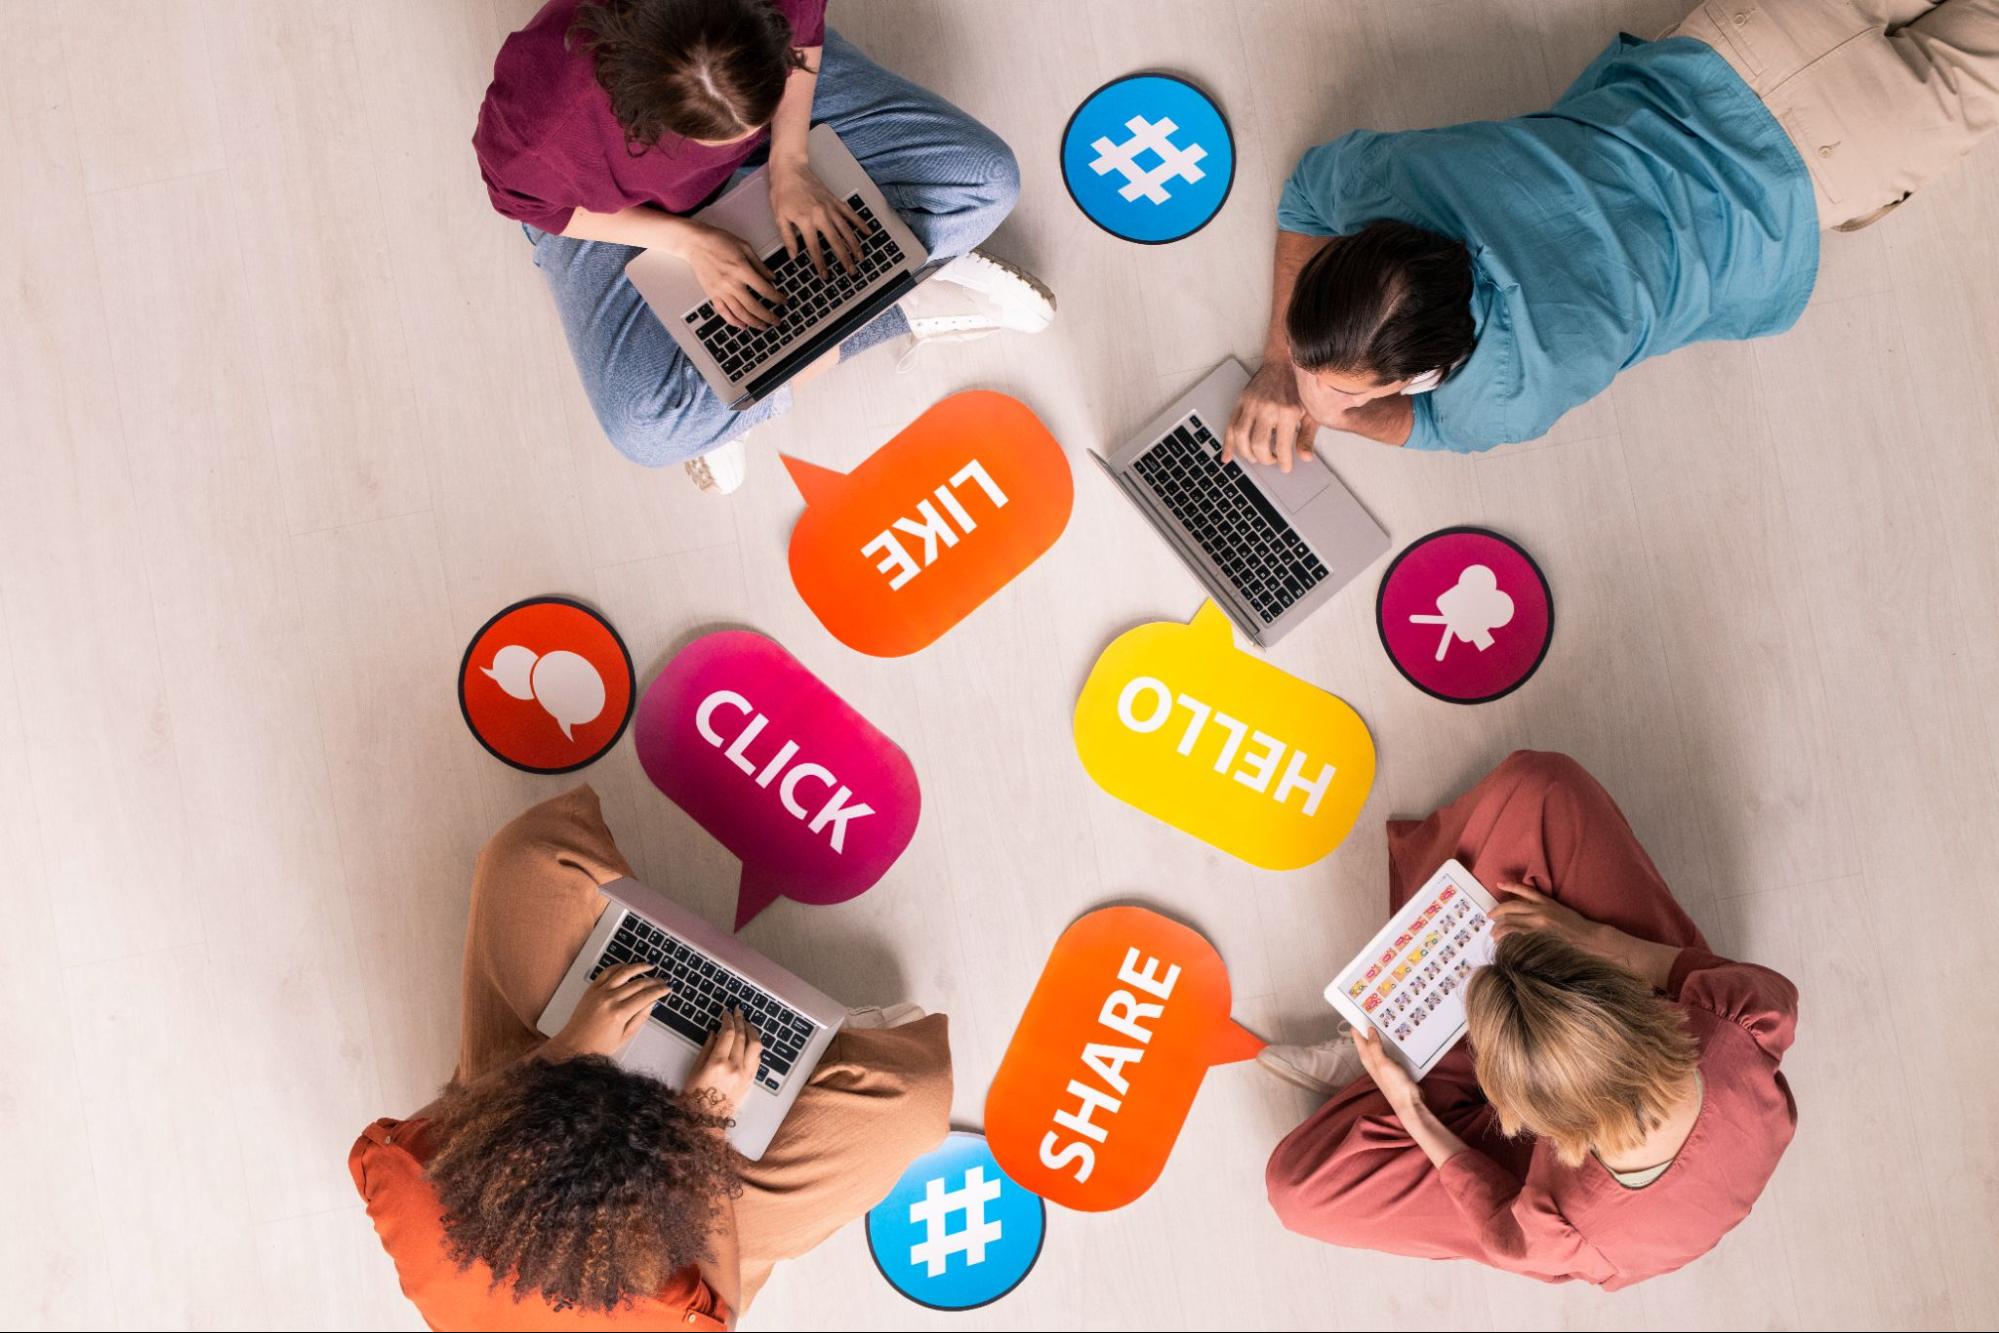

{"left": 1436, "top": 947, "right": 1800, "bottom": 1287}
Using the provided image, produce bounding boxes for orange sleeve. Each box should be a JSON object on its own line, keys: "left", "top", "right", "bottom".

{"left": 348, "top": 1118, "right": 403, "bottom": 1201}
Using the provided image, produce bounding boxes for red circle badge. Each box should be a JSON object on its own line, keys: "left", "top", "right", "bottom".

{"left": 458, "top": 597, "right": 635, "bottom": 773}
{"left": 1376, "top": 528, "right": 1553, "bottom": 704}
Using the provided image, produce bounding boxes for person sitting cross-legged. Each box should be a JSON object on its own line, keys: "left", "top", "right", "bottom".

{"left": 1262, "top": 751, "right": 1801, "bottom": 1289}
{"left": 475, "top": 0, "right": 1054, "bottom": 492}
{"left": 349, "top": 786, "right": 950, "bottom": 1329}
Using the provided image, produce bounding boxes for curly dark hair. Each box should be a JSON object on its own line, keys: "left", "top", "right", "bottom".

{"left": 569, "top": 0, "right": 808, "bottom": 152}
{"left": 424, "top": 1054, "right": 741, "bottom": 1313}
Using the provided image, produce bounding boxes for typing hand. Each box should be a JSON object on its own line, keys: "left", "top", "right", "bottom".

{"left": 675, "top": 220, "right": 783, "bottom": 330}
{"left": 546, "top": 962, "right": 672, "bottom": 1060}
{"left": 686, "top": 1008, "right": 765, "bottom": 1120}
{"left": 769, "top": 159, "right": 864, "bottom": 279}
{"left": 1223, "top": 360, "right": 1319, "bottom": 472}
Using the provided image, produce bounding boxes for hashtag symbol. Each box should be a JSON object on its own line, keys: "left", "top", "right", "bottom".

{"left": 1088, "top": 115, "right": 1209, "bottom": 205}
{"left": 906, "top": 1166, "right": 1004, "bottom": 1277}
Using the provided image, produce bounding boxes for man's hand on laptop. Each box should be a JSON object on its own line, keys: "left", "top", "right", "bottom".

{"left": 769, "top": 158, "right": 863, "bottom": 279}
{"left": 1224, "top": 360, "right": 1319, "bottom": 473}
{"left": 673, "top": 219, "right": 784, "bottom": 330}
{"left": 545, "top": 962, "right": 672, "bottom": 1060}
{"left": 687, "top": 1008, "right": 765, "bottom": 1120}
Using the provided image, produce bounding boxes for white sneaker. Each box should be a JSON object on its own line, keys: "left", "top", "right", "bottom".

{"left": 1256, "top": 1027, "right": 1366, "bottom": 1095}
{"left": 896, "top": 250, "right": 1056, "bottom": 367}
{"left": 844, "top": 1002, "right": 927, "bottom": 1031}
{"left": 684, "top": 435, "right": 747, "bottom": 494}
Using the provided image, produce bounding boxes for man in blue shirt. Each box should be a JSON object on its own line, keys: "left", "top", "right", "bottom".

{"left": 1227, "top": 1, "right": 1999, "bottom": 464}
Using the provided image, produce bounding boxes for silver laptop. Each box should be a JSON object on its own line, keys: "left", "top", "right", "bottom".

{"left": 625, "top": 122, "right": 931, "bottom": 409}
{"left": 537, "top": 876, "right": 845, "bottom": 1160}
{"left": 1092, "top": 359, "right": 1391, "bottom": 648}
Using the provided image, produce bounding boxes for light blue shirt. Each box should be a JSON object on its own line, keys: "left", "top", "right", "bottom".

{"left": 1277, "top": 35, "right": 1819, "bottom": 453}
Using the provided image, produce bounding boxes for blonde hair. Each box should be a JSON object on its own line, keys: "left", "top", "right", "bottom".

{"left": 1465, "top": 930, "right": 1699, "bottom": 1167}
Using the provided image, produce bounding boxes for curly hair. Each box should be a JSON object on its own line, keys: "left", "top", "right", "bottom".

{"left": 569, "top": 0, "right": 808, "bottom": 151}
{"left": 424, "top": 1054, "right": 741, "bottom": 1313}
{"left": 1465, "top": 930, "right": 1700, "bottom": 1167}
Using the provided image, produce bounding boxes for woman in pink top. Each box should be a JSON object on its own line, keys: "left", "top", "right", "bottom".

{"left": 1262, "top": 751, "right": 1800, "bottom": 1289}
{"left": 474, "top": 0, "right": 1053, "bottom": 490}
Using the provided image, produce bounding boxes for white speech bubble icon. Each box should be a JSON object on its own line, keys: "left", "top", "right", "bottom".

{"left": 528, "top": 649, "right": 607, "bottom": 741}
{"left": 482, "top": 643, "right": 606, "bottom": 741}
{"left": 482, "top": 643, "right": 540, "bottom": 701}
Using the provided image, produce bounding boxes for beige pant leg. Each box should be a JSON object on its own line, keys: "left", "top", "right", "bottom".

{"left": 1854, "top": 0, "right": 1947, "bottom": 24}
{"left": 731, "top": 1015, "right": 953, "bottom": 1309}
{"left": 1675, "top": 0, "right": 1999, "bottom": 227}
{"left": 454, "top": 785, "right": 630, "bottom": 1083}
{"left": 1899, "top": 1, "right": 1999, "bottom": 132}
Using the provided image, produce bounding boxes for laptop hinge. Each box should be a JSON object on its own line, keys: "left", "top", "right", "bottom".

{"left": 732, "top": 272, "right": 919, "bottom": 408}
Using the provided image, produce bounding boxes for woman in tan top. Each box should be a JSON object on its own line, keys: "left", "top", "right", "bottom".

{"left": 350, "top": 786, "right": 951, "bottom": 1329}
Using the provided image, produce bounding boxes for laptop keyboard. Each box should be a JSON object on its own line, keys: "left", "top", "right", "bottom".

{"left": 1131, "top": 415, "right": 1331, "bottom": 625}
{"left": 683, "top": 194, "right": 905, "bottom": 383}
{"left": 589, "top": 913, "right": 819, "bottom": 1095}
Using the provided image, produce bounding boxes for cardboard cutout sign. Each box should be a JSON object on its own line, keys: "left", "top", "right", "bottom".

{"left": 865, "top": 1131, "right": 1046, "bottom": 1311}
{"left": 1060, "top": 73, "right": 1237, "bottom": 244}
{"left": 1073, "top": 602, "right": 1374, "bottom": 869}
{"left": 634, "top": 631, "right": 920, "bottom": 928}
{"left": 1377, "top": 526, "right": 1553, "bottom": 704}
{"left": 783, "top": 392, "right": 1072, "bottom": 657}
{"left": 458, "top": 596, "right": 635, "bottom": 774}
{"left": 986, "top": 907, "right": 1262, "bottom": 1211}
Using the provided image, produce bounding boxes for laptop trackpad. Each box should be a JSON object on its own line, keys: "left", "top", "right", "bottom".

{"left": 1257, "top": 455, "right": 1332, "bottom": 512}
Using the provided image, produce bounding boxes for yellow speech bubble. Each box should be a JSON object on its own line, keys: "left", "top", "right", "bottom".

{"left": 1073, "top": 603, "right": 1375, "bottom": 869}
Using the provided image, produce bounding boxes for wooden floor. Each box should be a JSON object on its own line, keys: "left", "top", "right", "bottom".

{"left": 4, "top": 0, "right": 1996, "bottom": 1328}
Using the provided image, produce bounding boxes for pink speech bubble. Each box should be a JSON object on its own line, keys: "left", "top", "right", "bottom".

{"left": 635, "top": 631, "right": 921, "bottom": 928}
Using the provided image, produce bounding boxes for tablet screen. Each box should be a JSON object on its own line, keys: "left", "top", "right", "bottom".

{"left": 1325, "top": 861, "right": 1498, "bottom": 1077}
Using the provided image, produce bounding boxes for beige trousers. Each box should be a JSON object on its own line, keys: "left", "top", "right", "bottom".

{"left": 1673, "top": 0, "right": 1999, "bottom": 228}
{"left": 453, "top": 786, "right": 953, "bottom": 1309}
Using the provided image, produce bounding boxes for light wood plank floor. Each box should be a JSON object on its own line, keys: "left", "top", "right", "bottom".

{"left": 3, "top": 1, "right": 1995, "bottom": 1328}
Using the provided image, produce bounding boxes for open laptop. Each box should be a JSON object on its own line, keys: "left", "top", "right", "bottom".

{"left": 624, "top": 122, "right": 931, "bottom": 410}
{"left": 1092, "top": 359, "right": 1391, "bottom": 648}
{"left": 537, "top": 876, "right": 845, "bottom": 1160}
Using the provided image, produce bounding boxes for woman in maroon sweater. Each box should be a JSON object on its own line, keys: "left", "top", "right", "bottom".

{"left": 475, "top": 0, "right": 1050, "bottom": 490}
{"left": 1262, "top": 751, "right": 1801, "bottom": 1288}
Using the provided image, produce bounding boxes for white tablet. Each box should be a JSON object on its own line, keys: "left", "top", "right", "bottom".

{"left": 1324, "top": 859, "right": 1500, "bottom": 1079}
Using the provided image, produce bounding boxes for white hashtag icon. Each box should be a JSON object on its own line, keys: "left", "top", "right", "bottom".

{"left": 907, "top": 1166, "right": 1004, "bottom": 1277}
{"left": 1089, "top": 115, "right": 1208, "bottom": 205}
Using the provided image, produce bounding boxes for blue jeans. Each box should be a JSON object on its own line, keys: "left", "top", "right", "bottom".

{"left": 526, "top": 31, "right": 1021, "bottom": 467}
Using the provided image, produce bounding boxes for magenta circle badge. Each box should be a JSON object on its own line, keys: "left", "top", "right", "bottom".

{"left": 1376, "top": 527, "right": 1553, "bottom": 704}
{"left": 635, "top": 631, "right": 922, "bottom": 929}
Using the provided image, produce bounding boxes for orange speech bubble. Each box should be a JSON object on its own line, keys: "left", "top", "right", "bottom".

{"left": 782, "top": 392, "right": 1072, "bottom": 657}
{"left": 985, "top": 907, "right": 1263, "bottom": 1212}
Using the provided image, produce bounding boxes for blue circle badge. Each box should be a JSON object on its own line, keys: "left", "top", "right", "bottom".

{"left": 1061, "top": 73, "right": 1235, "bottom": 243}
{"left": 866, "top": 1130, "right": 1045, "bottom": 1310}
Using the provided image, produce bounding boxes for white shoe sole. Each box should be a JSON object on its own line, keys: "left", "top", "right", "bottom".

{"left": 684, "top": 436, "right": 748, "bottom": 494}
{"left": 963, "top": 252, "right": 1056, "bottom": 321}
